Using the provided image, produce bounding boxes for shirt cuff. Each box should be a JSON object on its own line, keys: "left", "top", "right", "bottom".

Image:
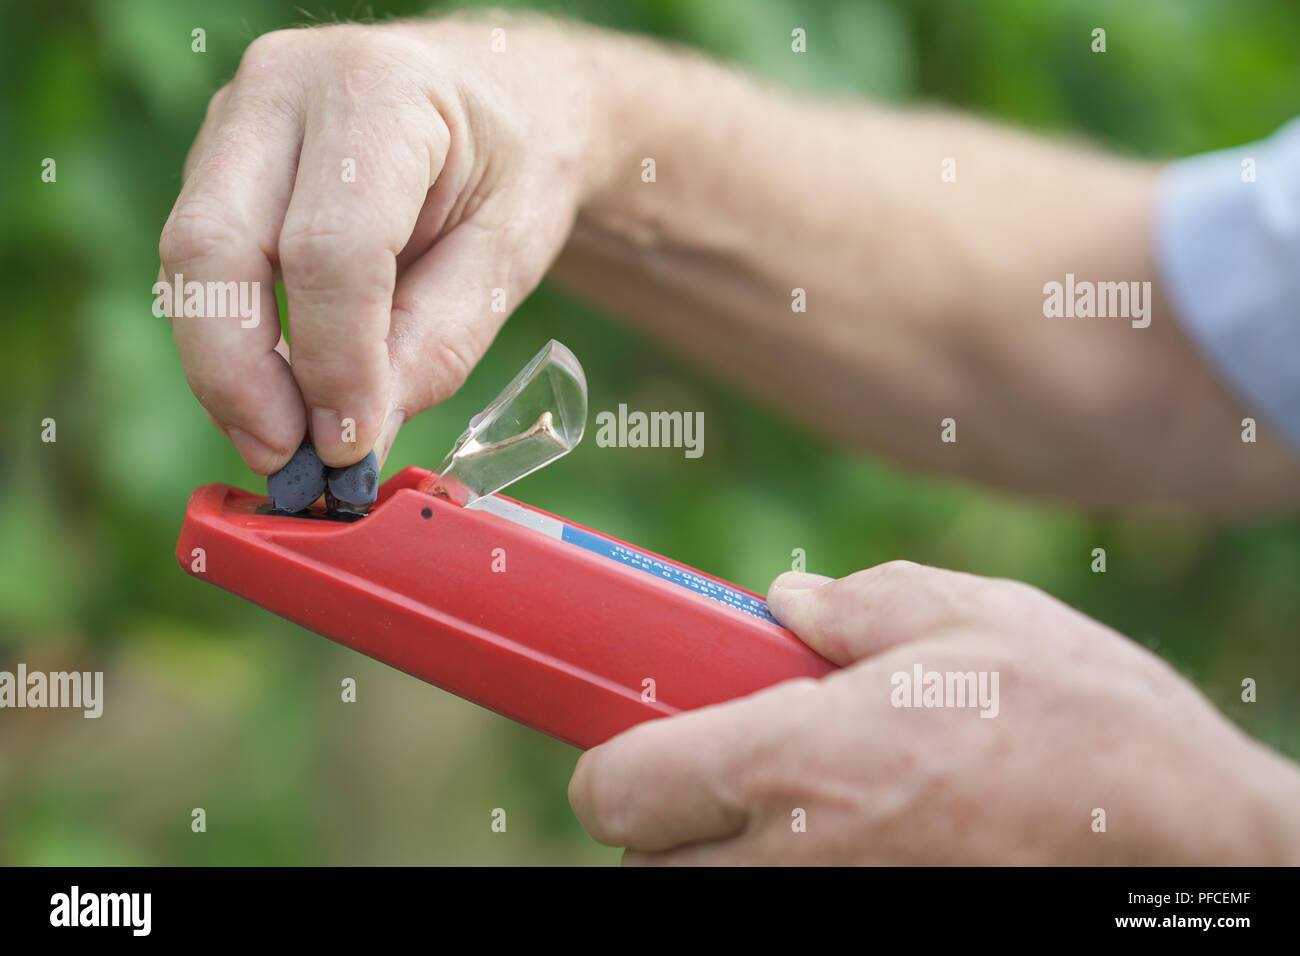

{"left": 1155, "top": 117, "right": 1300, "bottom": 452}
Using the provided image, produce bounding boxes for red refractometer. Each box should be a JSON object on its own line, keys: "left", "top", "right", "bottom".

{"left": 176, "top": 341, "right": 835, "bottom": 749}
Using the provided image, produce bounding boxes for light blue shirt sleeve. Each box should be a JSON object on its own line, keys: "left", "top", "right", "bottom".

{"left": 1155, "top": 117, "right": 1300, "bottom": 451}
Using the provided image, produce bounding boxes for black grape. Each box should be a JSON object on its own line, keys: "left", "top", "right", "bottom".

{"left": 266, "top": 443, "right": 327, "bottom": 512}
{"left": 327, "top": 450, "right": 379, "bottom": 510}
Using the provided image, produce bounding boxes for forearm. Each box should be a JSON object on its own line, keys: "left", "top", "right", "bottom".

{"left": 554, "top": 29, "right": 1300, "bottom": 512}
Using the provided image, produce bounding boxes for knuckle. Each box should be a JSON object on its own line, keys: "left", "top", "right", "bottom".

{"left": 203, "top": 84, "right": 232, "bottom": 122}
{"left": 844, "top": 559, "right": 924, "bottom": 601}
{"left": 279, "top": 221, "right": 395, "bottom": 301}
{"left": 278, "top": 218, "right": 346, "bottom": 276}
{"left": 875, "top": 559, "right": 926, "bottom": 579}
{"left": 237, "top": 29, "right": 305, "bottom": 82}
{"left": 428, "top": 338, "right": 477, "bottom": 399}
{"left": 291, "top": 373, "right": 388, "bottom": 436}
{"left": 338, "top": 29, "right": 426, "bottom": 81}
{"left": 186, "top": 365, "right": 263, "bottom": 425}
{"left": 290, "top": 344, "right": 386, "bottom": 395}
{"left": 743, "top": 753, "right": 799, "bottom": 808}
{"left": 339, "top": 31, "right": 397, "bottom": 67}
{"left": 159, "top": 204, "right": 240, "bottom": 267}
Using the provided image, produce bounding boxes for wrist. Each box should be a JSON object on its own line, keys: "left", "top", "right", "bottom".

{"left": 565, "top": 26, "right": 743, "bottom": 212}
{"left": 533, "top": 19, "right": 656, "bottom": 207}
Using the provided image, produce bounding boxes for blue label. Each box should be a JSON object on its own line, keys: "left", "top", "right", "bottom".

{"left": 559, "top": 524, "right": 779, "bottom": 625}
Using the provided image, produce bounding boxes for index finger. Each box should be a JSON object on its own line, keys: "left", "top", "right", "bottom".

{"left": 159, "top": 41, "right": 310, "bottom": 473}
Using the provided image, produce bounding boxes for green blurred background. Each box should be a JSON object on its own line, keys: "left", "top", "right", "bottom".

{"left": 2, "top": 0, "right": 1298, "bottom": 864}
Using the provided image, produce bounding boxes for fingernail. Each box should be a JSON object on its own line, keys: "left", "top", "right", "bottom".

{"left": 374, "top": 407, "right": 406, "bottom": 467}
{"left": 225, "top": 426, "right": 281, "bottom": 474}
{"left": 772, "top": 572, "right": 834, "bottom": 590}
{"left": 309, "top": 407, "right": 343, "bottom": 456}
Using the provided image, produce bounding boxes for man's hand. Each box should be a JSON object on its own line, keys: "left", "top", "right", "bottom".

{"left": 161, "top": 17, "right": 1300, "bottom": 507}
{"left": 569, "top": 562, "right": 1300, "bottom": 864}
{"left": 159, "top": 17, "right": 609, "bottom": 471}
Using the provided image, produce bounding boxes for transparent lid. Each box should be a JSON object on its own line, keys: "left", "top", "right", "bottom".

{"left": 431, "top": 340, "right": 587, "bottom": 506}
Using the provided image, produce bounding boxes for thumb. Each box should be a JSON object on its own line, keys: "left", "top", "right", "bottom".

{"left": 767, "top": 561, "right": 984, "bottom": 665}
{"left": 766, "top": 572, "right": 866, "bottom": 666}
{"left": 386, "top": 193, "right": 564, "bottom": 426}
{"left": 372, "top": 408, "right": 406, "bottom": 472}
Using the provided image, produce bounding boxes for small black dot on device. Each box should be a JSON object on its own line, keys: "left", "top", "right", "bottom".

{"left": 421, "top": 508, "right": 433, "bottom": 519}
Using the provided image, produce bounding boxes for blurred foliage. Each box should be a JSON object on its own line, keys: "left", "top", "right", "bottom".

{"left": 1, "top": 0, "right": 1298, "bottom": 864}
